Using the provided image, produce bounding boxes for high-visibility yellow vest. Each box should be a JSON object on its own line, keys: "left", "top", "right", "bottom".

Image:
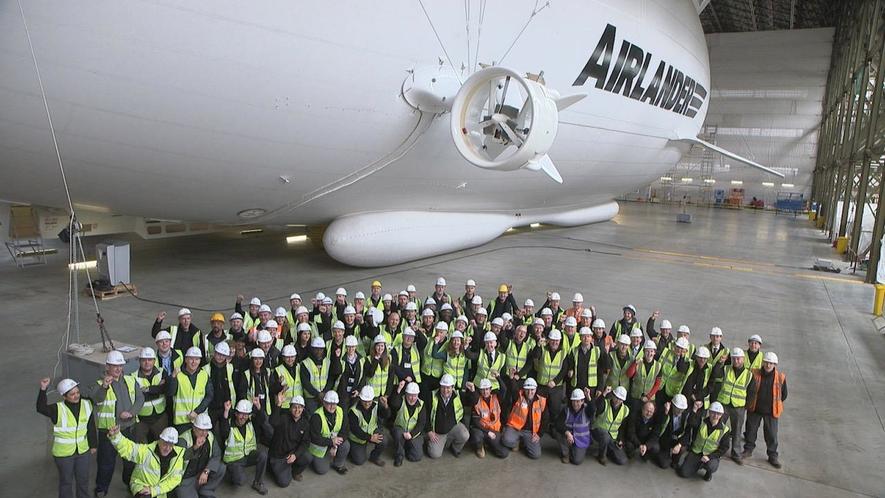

{"left": 606, "top": 352, "right": 633, "bottom": 390}
{"left": 202, "top": 362, "right": 236, "bottom": 406}
{"left": 112, "top": 433, "right": 185, "bottom": 497}
{"left": 179, "top": 430, "right": 215, "bottom": 458}
{"left": 561, "top": 333, "right": 580, "bottom": 355}
{"left": 132, "top": 371, "right": 166, "bottom": 417}
{"left": 172, "top": 370, "right": 209, "bottom": 425}
{"left": 747, "top": 350, "right": 764, "bottom": 371}
{"left": 205, "top": 334, "right": 230, "bottom": 357}
{"left": 393, "top": 345, "right": 422, "bottom": 383}
{"left": 169, "top": 325, "right": 204, "bottom": 356}
{"left": 505, "top": 338, "right": 534, "bottom": 374}
{"left": 661, "top": 350, "right": 694, "bottom": 397}
{"left": 348, "top": 403, "right": 378, "bottom": 444}
{"left": 630, "top": 360, "right": 662, "bottom": 400}
{"left": 223, "top": 423, "right": 256, "bottom": 463}
{"left": 592, "top": 399, "right": 630, "bottom": 439}
{"left": 308, "top": 407, "right": 344, "bottom": 458}
{"left": 422, "top": 340, "right": 445, "bottom": 378}
{"left": 570, "top": 346, "right": 599, "bottom": 388}
{"left": 473, "top": 350, "right": 506, "bottom": 390}
{"left": 612, "top": 320, "right": 641, "bottom": 337}
{"left": 443, "top": 353, "right": 468, "bottom": 389}
{"left": 691, "top": 421, "right": 730, "bottom": 455}
{"left": 243, "top": 370, "right": 271, "bottom": 415}
{"left": 274, "top": 364, "right": 302, "bottom": 408}
{"left": 707, "top": 343, "right": 729, "bottom": 364}
{"left": 52, "top": 400, "right": 93, "bottom": 457}
{"left": 96, "top": 376, "right": 137, "bottom": 429}
{"left": 717, "top": 367, "right": 752, "bottom": 408}
{"left": 368, "top": 360, "right": 390, "bottom": 398}
{"left": 303, "top": 358, "right": 330, "bottom": 399}
{"left": 537, "top": 348, "right": 565, "bottom": 386}
{"left": 394, "top": 400, "right": 423, "bottom": 432}
{"left": 430, "top": 393, "right": 463, "bottom": 431}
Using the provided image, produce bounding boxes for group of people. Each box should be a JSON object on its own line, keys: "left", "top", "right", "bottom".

{"left": 39, "top": 277, "right": 787, "bottom": 498}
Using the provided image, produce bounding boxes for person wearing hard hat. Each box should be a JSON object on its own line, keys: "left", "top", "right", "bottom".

{"left": 438, "top": 303, "right": 455, "bottom": 327}
{"left": 471, "top": 331, "right": 506, "bottom": 392}
{"left": 270, "top": 345, "right": 302, "bottom": 412}
{"left": 416, "top": 308, "right": 436, "bottom": 338}
{"left": 706, "top": 327, "right": 728, "bottom": 365}
{"left": 743, "top": 351, "right": 786, "bottom": 468}
{"left": 292, "top": 322, "right": 314, "bottom": 363}
{"left": 626, "top": 340, "right": 662, "bottom": 414}
{"left": 284, "top": 293, "right": 303, "bottom": 332}
{"left": 538, "top": 292, "right": 565, "bottom": 325}
{"left": 154, "top": 330, "right": 183, "bottom": 378}
{"left": 554, "top": 389, "right": 594, "bottom": 465}
{"left": 176, "top": 413, "right": 225, "bottom": 498}
{"left": 532, "top": 329, "right": 567, "bottom": 418}
{"left": 335, "top": 335, "right": 366, "bottom": 409}
{"left": 519, "top": 298, "right": 536, "bottom": 327}
{"left": 38, "top": 377, "right": 97, "bottom": 498}
{"left": 352, "top": 292, "right": 368, "bottom": 323}
{"left": 578, "top": 308, "right": 594, "bottom": 330}
{"left": 219, "top": 398, "right": 270, "bottom": 493}
{"left": 683, "top": 346, "right": 713, "bottom": 412}
{"left": 565, "top": 326, "right": 605, "bottom": 403}
{"left": 605, "top": 335, "right": 635, "bottom": 392}
{"left": 591, "top": 386, "right": 630, "bottom": 465}
{"left": 564, "top": 292, "right": 588, "bottom": 322}
{"left": 432, "top": 329, "right": 471, "bottom": 391}
{"left": 152, "top": 308, "right": 205, "bottom": 360}
{"left": 108, "top": 424, "right": 185, "bottom": 497}
{"left": 560, "top": 316, "right": 580, "bottom": 354}
{"left": 235, "top": 295, "right": 263, "bottom": 331}
{"left": 657, "top": 337, "right": 693, "bottom": 413}
{"left": 392, "top": 327, "right": 424, "bottom": 386}
{"left": 656, "top": 393, "right": 699, "bottom": 469}
{"left": 420, "top": 320, "right": 448, "bottom": 404}
{"left": 610, "top": 305, "right": 641, "bottom": 339}
{"left": 364, "top": 335, "right": 394, "bottom": 402}
{"left": 393, "top": 290, "right": 410, "bottom": 316}
{"left": 468, "top": 307, "right": 490, "bottom": 340}
{"left": 167, "top": 347, "right": 212, "bottom": 433}
{"left": 538, "top": 308, "right": 555, "bottom": 335}
{"left": 291, "top": 305, "right": 315, "bottom": 340}
{"left": 255, "top": 328, "right": 279, "bottom": 371}
{"left": 502, "top": 377, "right": 547, "bottom": 459}
{"left": 458, "top": 279, "right": 478, "bottom": 317}
{"left": 427, "top": 277, "right": 452, "bottom": 307}
{"left": 273, "top": 308, "right": 290, "bottom": 348}
{"left": 206, "top": 341, "right": 239, "bottom": 429}
{"left": 389, "top": 382, "right": 427, "bottom": 466}
{"left": 628, "top": 328, "right": 644, "bottom": 360}
{"left": 228, "top": 313, "right": 247, "bottom": 344}
{"left": 342, "top": 305, "right": 362, "bottom": 340}
{"left": 268, "top": 393, "right": 312, "bottom": 487}
{"left": 360, "top": 308, "right": 384, "bottom": 353}
{"left": 368, "top": 281, "right": 384, "bottom": 311}
{"left": 643, "top": 309, "right": 662, "bottom": 339}
{"left": 87, "top": 350, "right": 143, "bottom": 496}
{"left": 401, "top": 301, "right": 419, "bottom": 329}
{"left": 466, "top": 295, "right": 483, "bottom": 324}
{"left": 313, "top": 297, "right": 335, "bottom": 341}
{"left": 487, "top": 283, "right": 518, "bottom": 320}
{"left": 333, "top": 288, "right": 349, "bottom": 321}
{"left": 671, "top": 325, "right": 696, "bottom": 358}
{"left": 677, "top": 401, "right": 730, "bottom": 481}
{"left": 625, "top": 401, "right": 662, "bottom": 462}
{"left": 299, "top": 337, "right": 337, "bottom": 415}
{"left": 590, "top": 319, "right": 613, "bottom": 351}
{"left": 326, "top": 321, "right": 347, "bottom": 370}
{"left": 242, "top": 348, "right": 272, "bottom": 416}
{"left": 652, "top": 318, "right": 674, "bottom": 357}
{"left": 502, "top": 325, "right": 534, "bottom": 392}
{"left": 252, "top": 304, "right": 273, "bottom": 336}
{"left": 309, "top": 391, "right": 351, "bottom": 475}
{"left": 746, "top": 335, "right": 764, "bottom": 370}
{"left": 500, "top": 312, "right": 515, "bottom": 334}
{"left": 379, "top": 311, "right": 403, "bottom": 346}
{"left": 711, "top": 347, "right": 756, "bottom": 465}
{"left": 131, "top": 348, "right": 169, "bottom": 444}
{"left": 347, "top": 385, "right": 389, "bottom": 466}
{"left": 426, "top": 373, "right": 470, "bottom": 458}
{"left": 205, "top": 313, "right": 229, "bottom": 358}
{"left": 465, "top": 378, "right": 509, "bottom": 459}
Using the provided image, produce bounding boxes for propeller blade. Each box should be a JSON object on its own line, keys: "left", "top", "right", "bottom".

{"left": 527, "top": 155, "right": 563, "bottom": 184}
{"left": 496, "top": 76, "right": 511, "bottom": 114}
{"left": 498, "top": 122, "right": 524, "bottom": 145}
{"left": 495, "top": 144, "right": 519, "bottom": 160}
{"left": 555, "top": 93, "right": 588, "bottom": 111}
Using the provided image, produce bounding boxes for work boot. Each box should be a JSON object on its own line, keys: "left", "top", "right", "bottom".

{"left": 394, "top": 455, "right": 403, "bottom": 467}
{"left": 252, "top": 481, "right": 268, "bottom": 495}
{"left": 451, "top": 447, "right": 461, "bottom": 458}
{"left": 476, "top": 445, "right": 486, "bottom": 459}
{"left": 597, "top": 455, "right": 607, "bottom": 466}
{"left": 334, "top": 465, "right": 349, "bottom": 475}
{"left": 370, "top": 457, "right": 386, "bottom": 467}
{"left": 292, "top": 473, "right": 303, "bottom": 482}
{"left": 560, "top": 455, "right": 569, "bottom": 464}
{"left": 768, "top": 456, "right": 782, "bottom": 469}
{"left": 731, "top": 451, "right": 743, "bottom": 465}
{"left": 703, "top": 470, "right": 713, "bottom": 482}
{"left": 741, "top": 449, "right": 753, "bottom": 459}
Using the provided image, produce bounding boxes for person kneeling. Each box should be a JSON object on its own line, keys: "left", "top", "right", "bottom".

{"left": 108, "top": 425, "right": 184, "bottom": 497}
{"left": 590, "top": 386, "right": 630, "bottom": 465}
{"left": 501, "top": 377, "right": 547, "bottom": 460}
{"left": 555, "top": 389, "right": 594, "bottom": 465}
{"left": 308, "top": 391, "right": 350, "bottom": 475}
{"left": 267, "top": 393, "right": 312, "bottom": 487}
{"left": 219, "top": 398, "right": 269, "bottom": 495}
{"left": 348, "top": 386, "right": 389, "bottom": 467}
{"left": 678, "top": 402, "right": 730, "bottom": 481}
{"left": 176, "top": 413, "right": 225, "bottom": 498}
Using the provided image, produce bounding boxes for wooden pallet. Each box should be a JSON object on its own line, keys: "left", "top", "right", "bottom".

{"left": 85, "top": 283, "right": 137, "bottom": 301}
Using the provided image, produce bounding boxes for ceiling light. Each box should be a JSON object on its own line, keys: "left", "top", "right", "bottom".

{"left": 660, "top": 176, "right": 673, "bottom": 182}
{"left": 782, "top": 183, "right": 794, "bottom": 188}
{"left": 681, "top": 177, "right": 693, "bottom": 183}
{"left": 69, "top": 260, "right": 97, "bottom": 270}
{"left": 530, "top": 223, "right": 541, "bottom": 228}
{"left": 731, "top": 180, "right": 743, "bottom": 185}
{"left": 240, "top": 229, "right": 263, "bottom": 235}
{"left": 286, "top": 235, "right": 308, "bottom": 243}
{"left": 704, "top": 179, "right": 716, "bottom": 184}
{"left": 762, "top": 182, "right": 774, "bottom": 187}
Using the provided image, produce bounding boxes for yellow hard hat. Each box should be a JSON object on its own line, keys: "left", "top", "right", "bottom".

{"left": 498, "top": 284, "right": 508, "bottom": 293}
{"left": 210, "top": 312, "right": 225, "bottom": 322}
{"left": 371, "top": 280, "right": 382, "bottom": 288}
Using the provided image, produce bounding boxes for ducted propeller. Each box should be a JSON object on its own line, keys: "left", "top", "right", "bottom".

{"left": 450, "top": 67, "right": 585, "bottom": 184}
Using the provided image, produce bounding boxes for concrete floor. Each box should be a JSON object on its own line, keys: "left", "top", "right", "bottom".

{"left": 2, "top": 202, "right": 883, "bottom": 497}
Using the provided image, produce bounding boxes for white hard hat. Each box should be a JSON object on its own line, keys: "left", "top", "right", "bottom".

{"left": 333, "top": 321, "right": 345, "bottom": 330}
{"left": 466, "top": 279, "right": 476, "bottom": 287}
{"left": 660, "top": 319, "right": 672, "bottom": 329}
{"left": 581, "top": 308, "right": 593, "bottom": 318}
{"left": 564, "top": 316, "right": 577, "bottom": 327}
{"left": 613, "top": 386, "right": 628, "bottom": 401}
{"left": 178, "top": 308, "right": 192, "bottom": 317}
{"left": 763, "top": 351, "right": 779, "bottom": 364}
{"left": 479, "top": 379, "right": 493, "bottom": 390}
{"left": 371, "top": 308, "right": 384, "bottom": 324}
{"left": 344, "top": 335, "right": 359, "bottom": 347}
{"left": 570, "top": 389, "right": 585, "bottom": 401}
{"left": 502, "top": 312, "right": 512, "bottom": 321}
{"left": 456, "top": 315, "right": 469, "bottom": 324}
{"left": 322, "top": 297, "right": 333, "bottom": 305}
{"left": 523, "top": 378, "right": 538, "bottom": 389}
{"left": 57, "top": 379, "right": 79, "bottom": 396}
{"left": 274, "top": 307, "right": 287, "bottom": 317}
{"left": 265, "top": 320, "right": 278, "bottom": 330}
{"left": 643, "top": 340, "right": 657, "bottom": 350}
{"left": 476, "top": 308, "right": 488, "bottom": 316}
{"left": 259, "top": 304, "right": 271, "bottom": 313}
{"left": 235, "top": 399, "right": 253, "bottom": 414}
{"left": 355, "top": 291, "right": 366, "bottom": 299}
{"left": 399, "top": 290, "right": 409, "bottom": 297}
{"left": 491, "top": 317, "right": 504, "bottom": 327}
{"left": 155, "top": 330, "right": 172, "bottom": 342}
{"left": 451, "top": 330, "right": 464, "bottom": 339}
{"left": 422, "top": 309, "right": 435, "bottom": 317}
{"left": 748, "top": 334, "right": 763, "bottom": 344}
{"left": 439, "top": 374, "right": 455, "bottom": 387}
{"left": 550, "top": 292, "right": 561, "bottom": 301}
{"left": 472, "top": 296, "right": 483, "bottom": 305}
{"left": 436, "top": 322, "right": 449, "bottom": 331}
{"left": 677, "top": 325, "right": 691, "bottom": 335}
{"left": 695, "top": 346, "right": 710, "bottom": 359}
{"left": 257, "top": 330, "right": 273, "bottom": 343}
{"left": 310, "top": 337, "right": 325, "bottom": 348}
{"left": 297, "top": 323, "right": 312, "bottom": 333}
{"left": 630, "top": 329, "right": 643, "bottom": 338}
{"left": 672, "top": 394, "right": 688, "bottom": 410}
{"left": 709, "top": 402, "right": 725, "bottom": 414}
{"left": 624, "top": 304, "right": 637, "bottom": 314}
{"left": 592, "top": 319, "right": 606, "bottom": 329}
{"left": 710, "top": 327, "right": 723, "bottom": 337}
{"left": 436, "top": 277, "right": 447, "bottom": 286}
{"left": 441, "top": 303, "right": 453, "bottom": 311}
{"left": 579, "top": 327, "right": 592, "bottom": 336}
{"left": 373, "top": 334, "right": 387, "bottom": 345}
{"left": 344, "top": 305, "right": 356, "bottom": 315}
{"left": 403, "top": 327, "right": 416, "bottom": 337}
{"left": 296, "top": 306, "right": 309, "bottom": 315}
{"left": 382, "top": 294, "right": 392, "bottom": 302}
{"left": 405, "top": 382, "right": 420, "bottom": 395}
{"left": 730, "top": 347, "right": 745, "bottom": 358}
{"left": 675, "top": 337, "right": 690, "bottom": 350}
{"left": 540, "top": 308, "right": 553, "bottom": 316}
{"left": 405, "top": 302, "right": 418, "bottom": 311}
{"left": 139, "top": 347, "right": 157, "bottom": 360}
{"left": 315, "top": 292, "right": 326, "bottom": 301}
{"left": 424, "top": 297, "right": 435, "bottom": 305}
{"left": 406, "top": 285, "right": 417, "bottom": 293}
{"left": 336, "top": 288, "right": 347, "bottom": 296}
{"left": 617, "top": 334, "right": 630, "bottom": 345}
{"left": 524, "top": 299, "right": 534, "bottom": 307}
{"left": 193, "top": 413, "right": 212, "bottom": 430}
{"left": 548, "top": 329, "right": 562, "bottom": 341}
{"left": 230, "top": 312, "right": 243, "bottom": 321}
{"left": 572, "top": 293, "right": 584, "bottom": 302}
{"left": 214, "top": 342, "right": 231, "bottom": 356}
{"left": 323, "top": 391, "right": 339, "bottom": 404}
{"left": 483, "top": 331, "right": 497, "bottom": 342}
{"left": 289, "top": 293, "right": 301, "bottom": 301}
{"left": 281, "top": 345, "right": 297, "bottom": 357}
{"left": 359, "top": 385, "right": 375, "bottom": 401}
{"left": 250, "top": 297, "right": 262, "bottom": 306}
{"left": 291, "top": 395, "right": 305, "bottom": 406}
{"left": 185, "top": 347, "right": 202, "bottom": 358}
{"left": 533, "top": 318, "right": 545, "bottom": 326}
{"left": 250, "top": 348, "right": 265, "bottom": 359}
{"left": 159, "top": 427, "right": 179, "bottom": 444}
{"left": 106, "top": 350, "right": 126, "bottom": 365}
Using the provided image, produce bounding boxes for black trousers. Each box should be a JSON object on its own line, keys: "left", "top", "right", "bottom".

{"left": 744, "top": 412, "right": 779, "bottom": 457}
{"left": 678, "top": 452, "right": 720, "bottom": 479}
